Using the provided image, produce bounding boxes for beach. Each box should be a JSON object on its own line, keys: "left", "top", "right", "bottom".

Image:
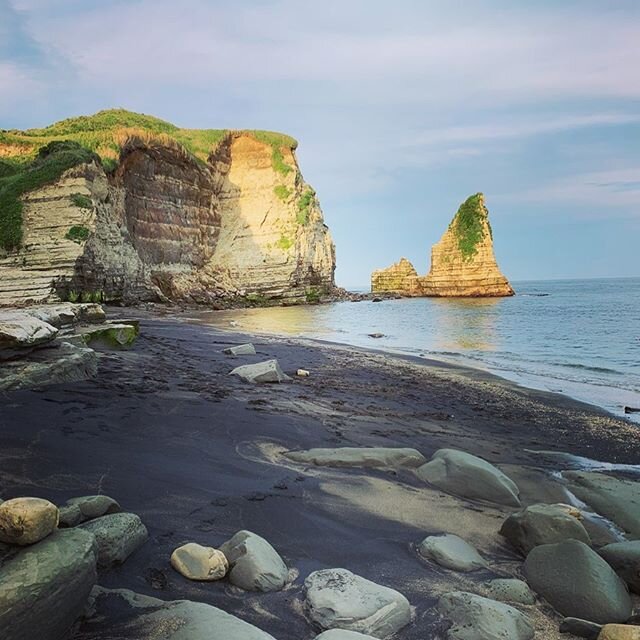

{"left": 0, "top": 307, "right": 638, "bottom": 638}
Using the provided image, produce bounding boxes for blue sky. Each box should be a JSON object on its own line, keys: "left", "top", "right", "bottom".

{"left": 1, "top": 0, "right": 639, "bottom": 286}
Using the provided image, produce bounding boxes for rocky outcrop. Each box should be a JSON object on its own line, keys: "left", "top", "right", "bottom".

{"left": 371, "top": 194, "right": 514, "bottom": 298}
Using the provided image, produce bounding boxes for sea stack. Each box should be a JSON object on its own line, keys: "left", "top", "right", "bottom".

{"left": 371, "top": 193, "right": 514, "bottom": 297}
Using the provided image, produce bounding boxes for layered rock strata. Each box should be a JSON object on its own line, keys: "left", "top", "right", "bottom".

{"left": 371, "top": 194, "right": 513, "bottom": 297}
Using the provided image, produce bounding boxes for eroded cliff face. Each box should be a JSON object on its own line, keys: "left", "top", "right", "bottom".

{"left": 0, "top": 133, "right": 335, "bottom": 307}
{"left": 371, "top": 194, "right": 514, "bottom": 298}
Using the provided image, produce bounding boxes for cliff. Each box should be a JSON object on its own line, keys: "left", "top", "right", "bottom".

{"left": 371, "top": 194, "right": 514, "bottom": 297}
{"left": 0, "top": 110, "right": 335, "bottom": 307}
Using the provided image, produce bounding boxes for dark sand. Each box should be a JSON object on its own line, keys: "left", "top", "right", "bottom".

{"left": 0, "top": 309, "right": 638, "bottom": 639}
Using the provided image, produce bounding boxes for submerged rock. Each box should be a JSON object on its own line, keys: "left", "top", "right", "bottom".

{"left": 304, "top": 568, "right": 411, "bottom": 638}
{"left": 285, "top": 447, "right": 426, "bottom": 469}
{"left": 0, "top": 528, "right": 97, "bottom": 640}
{"left": 223, "top": 343, "right": 257, "bottom": 355}
{"left": 499, "top": 503, "right": 591, "bottom": 555}
{"left": 171, "top": 542, "right": 229, "bottom": 581}
{"left": 438, "top": 591, "right": 534, "bottom": 640}
{"left": 523, "top": 540, "right": 632, "bottom": 623}
{"left": 0, "top": 497, "right": 59, "bottom": 545}
{"left": 485, "top": 579, "right": 535, "bottom": 605}
{"left": 416, "top": 449, "right": 520, "bottom": 507}
{"left": 58, "top": 494, "right": 121, "bottom": 528}
{"left": 219, "top": 530, "right": 288, "bottom": 592}
{"left": 418, "top": 533, "right": 487, "bottom": 572}
{"left": 599, "top": 541, "right": 640, "bottom": 593}
{"left": 230, "top": 359, "right": 290, "bottom": 383}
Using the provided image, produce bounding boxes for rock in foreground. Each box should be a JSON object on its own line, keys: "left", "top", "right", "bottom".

{"left": 0, "top": 497, "right": 59, "bottom": 545}
{"left": 523, "top": 540, "right": 632, "bottom": 623}
{"left": 285, "top": 447, "right": 426, "bottom": 469}
{"left": 304, "top": 568, "right": 411, "bottom": 638}
{"left": 418, "top": 533, "right": 487, "bottom": 572}
{"left": 599, "top": 541, "right": 640, "bottom": 593}
{"left": 58, "top": 494, "right": 121, "bottom": 528}
{"left": 598, "top": 625, "right": 640, "bottom": 640}
{"left": 171, "top": 542, "right": 229, "bottom": 581}
{"left": 230, "top": 359, "right": 290, "bottom": 383}
{"left": 485, "top": 579, "right": 535, "bottom": 605}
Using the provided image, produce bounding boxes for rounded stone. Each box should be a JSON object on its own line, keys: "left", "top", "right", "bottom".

{"left": 485, "top": 578, "right": 536, "bottom": 605}
{"left": 598, "top": 625, "right": 640, "bottom": 640}
{"left": 418, "top": 533, "right": 487, "bottom": 572}
{"left": 599, "top": 541, "right": 640, "bottom": 594}
{"left": 0, "top": 497, "right": 59, "bottom": 545}
{"left": 171, "top": 543, "right": 229, "bottom": 581}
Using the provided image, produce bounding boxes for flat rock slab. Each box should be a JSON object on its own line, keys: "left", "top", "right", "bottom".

{"left": 286, "top": 447, "right": 426, "bottom": 469}
{"left": 78, "top": 512, "right": 148, "bottom": 568}
{"left": 0, "top": 528, "right": 97, "bottom": 640}
{"left": 438, "top": 591, "right": 534, "bottom": 640}
{"left": 418, "top": 533, "right": 487, "bottom": 572}
{"left": 59, "top": 494, "right": 121, "bottom": 527}
{"left": 0, "top": 497, "right": 59, "bottom": 545}
{"left": 599, "top": 540, "right": 640, "bottom": 593}
{"left": 485, "top": 579, "right": 535, "bottom": 605}
{"left": 304, "top": 568, "right": 411, "bottom": 638}
{"left": 230, "top": 359, "right": 290, "bottom": 383}
{"left": 83, "top": 587, "right": 278, "bottom": 639}
{"left": 416, "top": 448, "right": 520, "bottom": 507}
{"left": 219, "top": 530, "right": 288, "bottom": 592}
{"left": 171, "top": 542, "right": 228, "bottom": 581}
{"left": 223, "top": 343, "right": 257, "bottom": 355}
{"left": 26, "top": 303, "right": 105, "bottom": 328}
{"left": 0, "top": 314, "right": 58, "bottom": 358}
{"left": 523, "top": 540, "right": 632, "bottom": 623}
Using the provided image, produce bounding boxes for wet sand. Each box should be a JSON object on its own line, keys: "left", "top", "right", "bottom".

{"left": 0, "top": 309, "right": 638, "bottom": 639}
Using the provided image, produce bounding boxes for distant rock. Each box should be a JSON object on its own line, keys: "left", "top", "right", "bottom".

{"left": 523, "top": 540, "right": 632, "bottom": 623}
{"left": 171, "top": 542, "right": 229, "bottom": 581}
{"left": 499, "top": 503, "right": 591, "bottom": 555}
{"left": 230, "top": 359, "right": 290, "bottom": 383}
{"left": 285, "top": 447, "right": 426, "bottom": 469}
{"left": 418, "top": 533, "right": 487, "bottom": 572}
{"left": 223, "top": 343, "right": 257, "bottom": 356}
{"left": 485, "top": 579, "right": 535, "bottom": 605}
{"left": 599, "top": 540, "right": 640, "bottom": 593}
{"left": 58, "top": 494, "right": 121, "bottom": 528}
{"left": 438, "top": 591, "right": 534, "bottom": 640}
{"left": 219, "top": 530, "right": 288, "bottom": 592}
{"left": 0, "top": 497, "right": 59, "bottom": 545}
{"left": 415, "top": 449, "right": 520, "bottom": 507}
{"left": 304, "top": 568, "right": 411, "bottom": 638}
{"left": 370, "top": 258, "right": 418, "bottom": 295}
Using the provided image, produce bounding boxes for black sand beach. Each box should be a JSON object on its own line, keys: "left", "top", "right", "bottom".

{"left": 1, "top": 309, "right": 638, "bottom": 639}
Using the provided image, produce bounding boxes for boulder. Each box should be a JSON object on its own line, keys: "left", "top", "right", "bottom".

{"left": 523, "top": 540, "right": 632, "bottom": 623}
{"left": 82, "top": 587, "right": 278, "bottom": 639}
{"left": 315, "top": 632, "right": 378, "bottom": 640}
{"left": 171, "top": 542, "right": 229, "bottom": 581}
{"left": 58, "top": 494, "right": 121, "bottom": 527}
{"left": 304, "top": 568, "right": 411, "bottom": 638}
{"left": 27, "top": 304, "right": 79, "bottom": 328}
{"left": 418, "top": 533, "right": 487, "bottom": 572}
{"left": 219, "top": 530, "right": 288, "bottom": 592}
{"left": 285, "top": 447, "right": 426, "bottom": 469}
{"left": 599, "top": 541, "right": 640, "bottom": 593}
{"left": 0, "top": 528, "right": 97, "bottom": 640}
{"left": 76, "top": 323, "right": 139, "bottom": 348}
{"left": 78, "top": 512, "right": 148, "bottom": 568}
{"left": 598, "top": 626, "right": 640, "bottom": 640}
{"left": 485, "top": 579, "right": 535, "bottom": 605}
{"left": 438, "top": 591, "right": 534, "bottom": 640}
{"left": 499, "top": 503, "right": 591, "bottom": 555}
{"left": 415, "top": 449, "right": 520, "bottom": 507}
{"left": 0, "top": 314, "right": 58, "bottom": 358}
{"left": 223, "top": 343, "right": 257, "bottom": 355}
{"left": 0, "top": 497, "right": 59, "bottom": 545}
{"left": 230, "top": 359, "right": 290, "bottom": 383}
{"left": 559, "top": 618, "right": 603, "bottom": 640}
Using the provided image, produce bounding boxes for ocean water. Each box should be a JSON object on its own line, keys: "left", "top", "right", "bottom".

{"left": 197, "top": 278, "right": 640, "bottom": 424}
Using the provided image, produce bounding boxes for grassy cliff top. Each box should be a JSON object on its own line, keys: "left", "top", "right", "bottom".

{"left": 450, "top": 192, "right": 493, "bottom": 260}
{"left": 0, "top": 108, "right": 298, "bottom": 167}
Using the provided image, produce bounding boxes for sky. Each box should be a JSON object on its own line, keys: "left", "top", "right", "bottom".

{"left": 1, "top": 0, "right": 639, "bottom": 286}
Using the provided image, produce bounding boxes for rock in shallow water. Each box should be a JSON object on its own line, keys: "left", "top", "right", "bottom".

{"left": 285, "top": 447, "right": 426, "bottom": 469}
{"left": 416, "top": 448, "right": 520, "bottom": 507}
{"left": 599, "top": 540, "right": 640, "bottom": 594}
{"left": 0, "top": 528, "right": 97, "bottom": 640}
{"left": 219, "top": 530, "right": 288, "bottom": 592}
{"left": 223, "top": 343, "right": 256, "bottom": 355}
{"left": 171, "top": 542, "right": 229, "bottom": 581}
{"left": 0, "top": 497, "right": 59, "bottom": 545}
{"left": 523, "top": 539, "right": 632, "bottom": 624}
{"left": 304, "top": 568, "right": 411, "bottom": 638}
{"left": 438, "top": 591, "right": 534, "bottom": 640}
{"left": 230, "top": 359, "right": 290, "bottom": 383}
{"left": 418, "top": 533, "right": 487, "bottom": 572}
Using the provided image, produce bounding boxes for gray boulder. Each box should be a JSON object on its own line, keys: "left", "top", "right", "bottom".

{"left": 416, "top": 449, "right": 520, "bottom": 507}
{"left": 559, "top": 618, "right": 603, "bottom": 640}
{"left": 0, "top": 528, "right": 97, "bottom": 640}
{"left": 171, "top": 542, "right": 229, "bottom": 581}
{"left": 315, "top": 632, "right": 378, "bottom": 640}
{"left": 485, "top": 579, "right": 535, "bottom": 605}
{"left": 418, "top": 533, "right": 487, "bottom": 572}
{"left": 0, "top": 497, "right": 59, "bottom": 545}
{"left": 523, "top": 540, "right": 632, "bottom": 623}
{"left": 499, "top": 503, "right": 591, "bottom": 555}
{"left": 82, "top": 587, "right": 278, "bottom": 639}
{"left": 223, "top": 343, "right": 257, "bottom": 356}
{"left": 59, "top": 494, "right": 121, "bottom": 527}
{"left": 219, "top": 530, "right": 288, "bottom": 592}
{"left": 230, "top": 359, "right": 290, "bottom": 383}
{"left": 286, "top": 447, "right": 426, "bottom": 469}
{"left": 304, "top": 568, "right": 411, "bottom": 638}
{"left": 0, "top": 314, "right": 58, "bottom": 353}
{"left": 78, "top": 512, "right": 148, "bottom": 568}
{"left": 438, "top": 591, "right": 534, "bottom": 640}
{"left": 599, "top": 540, "right": 640, "bottom": 593}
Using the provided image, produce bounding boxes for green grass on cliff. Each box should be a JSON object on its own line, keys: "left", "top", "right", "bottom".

{"left": 0, "top": 141, "right": 97, "bottom": 251}
{"left": 451, "top": 193, "right": 491, "bottom": 260}
{"left": 296, "top": 187, "right": 315, "bottom": 225}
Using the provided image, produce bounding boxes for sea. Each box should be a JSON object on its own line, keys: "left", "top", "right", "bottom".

{"left": 199, "top": 278, "right": 640, "bottom": 425}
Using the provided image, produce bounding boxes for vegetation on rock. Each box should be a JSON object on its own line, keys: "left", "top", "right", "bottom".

{"left": 70, "top": 193, "right": 93, "bottom": 209}
{"left": 65, "top": 225, "right": 90, "bottom": 244}
{"left": 276, "top": 234, "right": 294, "bottom": 250}
{"left": 297, "top": 187, "right": 315, "bottom": 225}
{"left": 274, "top": 185, "right": 291, "bottom": 201}
{"left": 451, "top": 193, "right": 491, "bottom": 261}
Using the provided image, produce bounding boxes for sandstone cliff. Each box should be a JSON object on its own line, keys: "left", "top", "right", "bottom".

{"left": 371, "top": 194, "right": 514, "bottom": 297}
{"left": 0, "top": 111, "right": 335, "bottom": 307}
